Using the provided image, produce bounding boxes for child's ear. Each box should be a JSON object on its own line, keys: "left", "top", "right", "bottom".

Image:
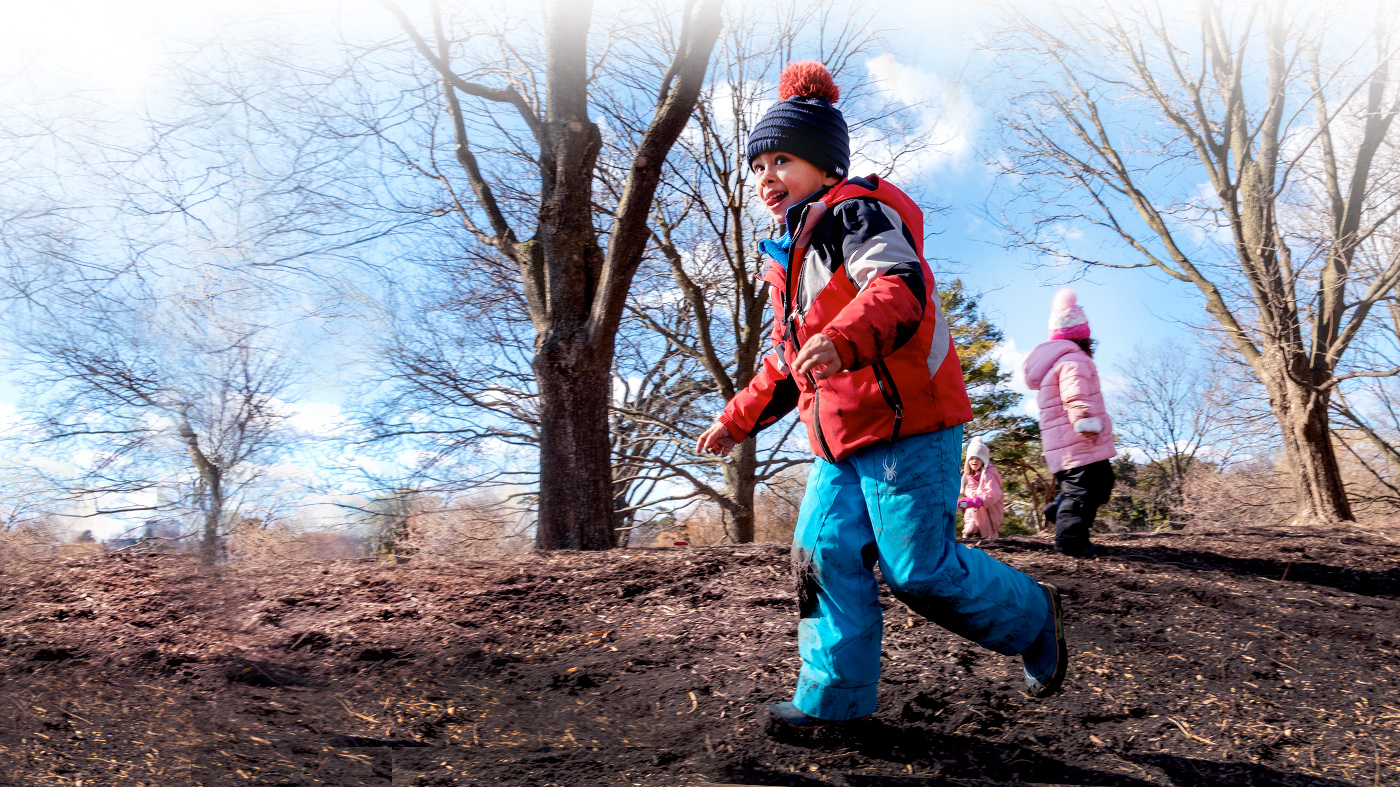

{"left": 822, "top": 172, "right": 842, "bottom": 186}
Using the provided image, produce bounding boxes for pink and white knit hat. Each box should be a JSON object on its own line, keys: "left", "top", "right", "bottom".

{"left": 965, "top": 436, "right": 990, "bottom": 465}
{"left": 1049, "top": 288, "right": 1090, "bottom": 341}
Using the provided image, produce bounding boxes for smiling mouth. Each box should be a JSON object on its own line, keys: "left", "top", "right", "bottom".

{"left": 764, "top": 191, "right": 789, "bottom": 210}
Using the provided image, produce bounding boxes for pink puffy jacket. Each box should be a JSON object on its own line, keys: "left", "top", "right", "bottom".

{"left": 1023, "top": 340, "right": 1117, "bottom": 474}
{"left": 961, "top": 465, "right": 1004, "bottom": 538}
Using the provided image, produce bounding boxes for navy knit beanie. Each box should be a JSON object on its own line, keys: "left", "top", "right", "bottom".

{"left": 747, "top": 61, "right": 849, "bottom": 178}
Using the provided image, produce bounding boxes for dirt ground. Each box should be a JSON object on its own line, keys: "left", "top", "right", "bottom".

{"left": 1, "top": 520, "right": 1398, "bottom": 787}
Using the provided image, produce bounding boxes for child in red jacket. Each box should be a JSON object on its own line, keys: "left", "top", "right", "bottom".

{"left": 696, "top": 62, "right": 1067, "bottom": 728}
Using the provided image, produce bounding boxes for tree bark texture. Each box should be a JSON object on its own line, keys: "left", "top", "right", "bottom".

{"left": 178, "top": 416, "right": 224, "bottom": 567}
{"left": 721, "top": 440, "right": 758, "bottom": 543}
{"left": 534, "top": 344, "right": 616, "bottom": 550}
{"left": 1259, "top": 357, "right": 1354, "bottom": 524}
{"left": 391, "top": 0, "right": 721, "bottom": 548}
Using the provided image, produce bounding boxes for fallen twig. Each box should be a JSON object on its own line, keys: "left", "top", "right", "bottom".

{"left": 1168, "top": 716, "right": 1217, "bottom": 746}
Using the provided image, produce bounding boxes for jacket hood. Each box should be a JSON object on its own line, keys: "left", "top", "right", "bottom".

{"left": 1023, "top": 340, "right": 1083, "bottom": 391}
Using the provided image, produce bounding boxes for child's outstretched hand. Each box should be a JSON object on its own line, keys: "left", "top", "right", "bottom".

{"left": 794, "top": 334, "right": 843, "bottom": 379}
{"left": 696, "top": 422, "right": 738, "bottom": 456}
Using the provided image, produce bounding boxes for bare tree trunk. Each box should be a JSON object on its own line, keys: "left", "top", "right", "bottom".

{"left": 535, "top": 346, "right": 616, "bottom": 549}
{"left": 526, "top": 0, "right": 612, "bottom": 551}
{"left": 178, "top": 416, "right": 224, "bottom": 567}
{"left": 200, "top": 471, "right": 224, "bottom": 567}
{"left": 722, "top": 440, "right": 758, "bottom": 543}
{"left": 389, "top": 0, "right": 721, "bottom": 550}
{"left": 1260, "top": 358, "right": 1354, "bottom": 525}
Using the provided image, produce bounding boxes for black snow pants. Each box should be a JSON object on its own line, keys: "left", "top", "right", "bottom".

{"left": 1043, "top": 459, "right": 1115, "bottom": 554}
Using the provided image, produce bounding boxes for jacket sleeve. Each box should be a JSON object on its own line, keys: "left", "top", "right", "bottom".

{"left": 817, "top": 199, "right": 927, "bottom": 371}
{"left": 1057, "top": 358, "right": 1102, "bottom": 426}
{"left": 981, "top": 467, "right": 1004, "bottom": 510}
{"left": 718, "top": 349, "right": 799, "bottom": 442}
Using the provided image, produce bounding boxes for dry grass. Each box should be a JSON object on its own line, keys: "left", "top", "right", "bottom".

{"left": 661, "top": 469, "right": 807, "bottom": 546}
{"left": 1176, "top": 463, "right": 1297, "bottom": 530}
{"left": 397, "top": 496, "right": 533, "bottom": 560}
{"left": 226, "top": 524, "right": 366, "bottom": 563}
{"left": 0, "top": 519, "right": 73, "bottom": 569}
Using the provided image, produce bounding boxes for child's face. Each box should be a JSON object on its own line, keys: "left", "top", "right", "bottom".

{"left": 967, "top": 457, "right": 984, "bottom": 473}
{"left": 751, "top": 151, "right": 841, "bottom": 225}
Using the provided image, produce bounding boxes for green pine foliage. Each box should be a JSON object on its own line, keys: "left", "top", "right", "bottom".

{"left": 943, "top": 281, "right": 1023, "bottom": 437}
{"left": 1100, "top": 453, "right": 1212, "bottom": 532}
{"left": 987, "top": 423, "right": 1052, "bottom": 537}
{"left": 943, "top": 281, "right": 1049, "bottom": 537}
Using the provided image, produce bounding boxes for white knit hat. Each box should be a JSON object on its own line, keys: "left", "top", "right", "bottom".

{"left": 965, "top": 436, "right": 990, "bottom": 466}
{"left": 1049, "top": 288, "right": 1091, "bottom": 340}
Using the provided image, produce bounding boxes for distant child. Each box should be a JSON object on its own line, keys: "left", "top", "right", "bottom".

{"left": 958, "top": 436, "right": 1004, "bottom": 540}
{"left": 1022, "top": 289, "right": 1117, "bottom": 557}
{"left": 695, "top": 62, "right": 1067, "bottom": 728}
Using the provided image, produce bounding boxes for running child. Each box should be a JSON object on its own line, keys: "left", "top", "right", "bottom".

{"left": 695, "top": 62, "right": 1068, "bottom": 727}
{"left": 1022, "top": 289, "right": 1117, "bottom": 557}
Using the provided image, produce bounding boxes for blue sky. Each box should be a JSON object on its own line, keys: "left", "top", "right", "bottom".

{"left": 868, "top": 0, "right": 1203, "bottom": 408}
{"left": 0, "top": 0, "right": 1213, "bottom": 536}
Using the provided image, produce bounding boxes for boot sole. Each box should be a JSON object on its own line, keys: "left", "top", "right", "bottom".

{"left": 1028, "top": 582, "right": 1067, "bottom": 698}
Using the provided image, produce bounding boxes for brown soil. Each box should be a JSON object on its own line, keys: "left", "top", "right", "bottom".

{"left": 1, "top": 521, "right": 1397, "bottom": 787}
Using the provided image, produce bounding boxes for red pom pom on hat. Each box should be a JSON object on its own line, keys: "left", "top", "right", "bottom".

{"left": 778, "top": 61, "right": 840, "bottom": 104}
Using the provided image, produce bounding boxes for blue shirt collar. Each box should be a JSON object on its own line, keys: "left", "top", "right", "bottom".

{"left": 757, "top": 187, "right": 831, "bottom": 270}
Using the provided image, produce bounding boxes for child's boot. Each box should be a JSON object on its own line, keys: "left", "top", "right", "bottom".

{"left": 766, "top": 701, "right": 868, "bottom": 729}
{"left": 1021, "top": 582, "right": 1067, "bottom": 697}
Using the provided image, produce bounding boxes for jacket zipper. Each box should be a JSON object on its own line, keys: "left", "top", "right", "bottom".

{"left": 782, "top": 203, "right": 837, "bottom": 464}
{"left": 805, "top": 371, "right": 838, "bottom": 463}
{"left": 872, "top": 359, "right": 905, "bottom": 444}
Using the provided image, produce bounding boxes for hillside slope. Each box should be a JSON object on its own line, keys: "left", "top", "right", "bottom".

{"left": 1, "top": 522, "right": 1397, "bottom": 786}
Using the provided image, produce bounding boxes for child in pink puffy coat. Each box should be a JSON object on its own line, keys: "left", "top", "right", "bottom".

{"left": 958, "top": 436, "right": 1004, "bottom": 539}
{"left": 1022, "top": 289, "right": 1117, "bottom": 557}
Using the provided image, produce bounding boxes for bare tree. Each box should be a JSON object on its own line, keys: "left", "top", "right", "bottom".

{"left": 1114, "top": 339, "right": 1269, "bottom": 495}
{"left": 1328, "top": 245, "right": 1400, "bottom": 505}
{"left": 608, "top": 290, "right": 720, "bottom": 541}
{"left": 13, "top": 278, "right": 299, "bottom": 566}
{"left": 1117, "top": 341, "right": 1225, "bottom": 485}
{"left": 377, "top": 0, "right": 723, "bottom": 549}
{"left": 1331, "top": 380, "right": 1400, "bottom": 508}
{"left": 355, "top": 257, "right": 543, "bottom": 498}
{"left": 997, "top": 0, "right": 1400, "bottom": 525}
{"left": 629, "top": 0, "right": 944, "bottom": 542}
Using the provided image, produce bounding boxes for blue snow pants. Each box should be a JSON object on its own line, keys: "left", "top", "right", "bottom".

{"left": 790, "top": 425, "right": 1050, "bottom": 721}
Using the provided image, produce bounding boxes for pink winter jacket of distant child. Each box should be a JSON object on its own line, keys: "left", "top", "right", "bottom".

{"left": 960, "top": 465, "right": 1005, "bottom": 538}
{"left": 1023, "top": 340, "right": 1117, "bottom": 474}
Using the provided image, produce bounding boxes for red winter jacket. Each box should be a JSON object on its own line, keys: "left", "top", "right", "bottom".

{"left": 717, "top": 176, "right": 973, "bottom": 462}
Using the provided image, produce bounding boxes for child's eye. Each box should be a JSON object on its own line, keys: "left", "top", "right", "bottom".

{"left": 774, "top": 155, "right": 789, "bottom": 165}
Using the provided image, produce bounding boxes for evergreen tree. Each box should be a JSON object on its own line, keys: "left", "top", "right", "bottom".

{"left": 944, "top": 282, "right": 1047, "bottom": 535}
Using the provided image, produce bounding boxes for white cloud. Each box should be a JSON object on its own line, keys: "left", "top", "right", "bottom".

{"left": 71, "top": 449, "right": 130, "bottom": 471}
{"left": 854, "top": 53, "right": 983, "bottom": 177}
{"left": 990, "top": 337, "right": 1038, "bottom": 419}
{"left": 278, "top": 400, "right": 351, "bottom": 436}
